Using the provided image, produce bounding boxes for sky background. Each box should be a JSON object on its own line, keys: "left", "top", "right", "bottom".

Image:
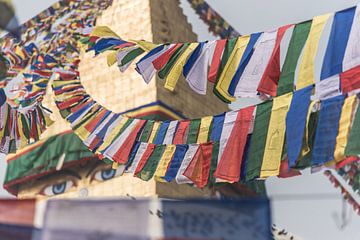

{"left": 1, "top": 1, "right": 360, "bottom": 239}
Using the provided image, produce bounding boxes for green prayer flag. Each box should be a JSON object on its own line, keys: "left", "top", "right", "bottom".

{"left": 207, "top": 141, "right": 220, "bottom": 187}
{"left": 295, "top": 111, "right": 318, "bottom": 169}
{"left": 245, "top": 101, "right": 273, "bottom": 181}
{"left": 277, "top": 21, "right": 312, "bottom": 96}
{"left": 186, "top": 119, "right": 201, "bottom": 144}
{"left": 345, "top": 105, "right": 360, "bottom": 156}
{"left": 120, "top": 48, "right": 145, "bottom": 66}
{"left": 158, "top": 43, "right": 190, "bottom": 79}
{"left": 213, "top": 38, "right": 237, "bottom": 103}
{"left": 137, "top": 144, "right": 166, "bottom": 181}
{"left": 139, "top": 120, "right": 155, "bottom": 142}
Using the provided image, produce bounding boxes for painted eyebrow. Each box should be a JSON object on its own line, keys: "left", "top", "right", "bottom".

{"left": 86, "top": 161, "right": 104, "bottom": 178}
{"left": 37, "top": 169, "right": 82, "bottom": 181}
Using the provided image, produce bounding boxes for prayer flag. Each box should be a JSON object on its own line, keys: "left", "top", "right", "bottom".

{"left": 246, "top": 101, "right": 273, "bottom": 181}
{"left": 277, "top": 21, "right": 312, "bottom": 95}
{"left": 260, "top": 93, "right": 293, "bottom": 178}
{"left": 214, "top": 106, "right": 255, "bottom": 182}
{"left": 257, "top": 25, "right": 293, "bottom": 96}
{"left": 321, "top": 7, "right": 355, "bottom": 80}
{"left": 297, "top": 14, "right": 332, "bottom": 89}
{"left": 334, "top": 95, "right": 357, "bottom": 162}
{"left": 312, "top": 95, "right": 345, "bottom": 165}
{"left": 286, "top": 86, "right": 313, "bottom": 168}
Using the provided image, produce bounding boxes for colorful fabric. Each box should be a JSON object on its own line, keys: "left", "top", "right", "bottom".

{"left": 137, "top": 144, "right": 166, "bottom": 181}
{"left": 297, "top": 14, "right": 332, "bottom": 89}
{"left": 340, "top": 65, "right": 360, "bottom": 94}
{"left": 257, "top": 25, "right": 293, "bottom": 96}
{"left": 185, "top": 41, "right": 216, "bottom": 95}
{"left": 321, "top": 7, "right": 356, "bottom": 80}
{"left": 260, "top": 93, "right": 293, "bottom": 178}
{"left": 234, "top": 30, "right": 278, "bottom": 98}
{"left": 175, "top": 144, "right": 199, "bottom": 184}
{"left": 162, "top": 144, "right": 188, "bottom": 182}
{"left": 187, "top": 0, "right": 240, "bottom": 38}
{"left": 183, "top": 142, "right": 213, "bottom": 188}
{"left": 312, "top": 95, "right": 345, "bottom": 165}
{"left": 228, "top": 32, "right": 262, "bottom": 96}
{"left": 345, "top": 101, "right": 360, "bottom": 157}
{"left": 277, "top": 21, "right": 312, "bottom": 95}
{"left": 214, "top": 106, "right": 254, "bottom": 182}
{"left": 343, "top": 4, "right": 360, "bottom": 71}
{"left": 246, "top": 101, "right": 273, "bottom": 181}
{"left": 286, "top": 86, "right": 313, "bottom": 168}
{"left": 215, "top": 36, "right": 250, "bottom": 102}
{"left": 334, "top": 95, "right": 357, "bottom": 162}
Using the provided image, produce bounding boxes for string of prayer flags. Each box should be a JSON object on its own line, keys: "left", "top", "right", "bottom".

{"left": 325, "top": 170, "right": 360, "bottom": 215}
{"left": 0, "top": 0, "right": 113, "bottom": 154}
{"left": 83, "top": 4, "right": 360, "bottom": 104}
{"left": 51, "top": 63, "right": 360, "bottom": 188}
{"left": 187, "top": 0, "right": 240, "bottom": 39}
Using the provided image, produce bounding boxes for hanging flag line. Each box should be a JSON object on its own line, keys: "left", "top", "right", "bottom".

{"left": 335, "top": 159, "right": 360, "bottom": 198}
{"left": 82, "top": 5, "right": 360, "bottom": 103}
{"left": 324, "top": 170, "right": 360, "bottom": 215}
{"left": 50, "top": 53, "right": 360, "bottom": 188}
{"left": 0, "top": 0, "right": 114, "bottom": 154}
{"left": 187, "top": 0, "right": 240, "bottom": 38}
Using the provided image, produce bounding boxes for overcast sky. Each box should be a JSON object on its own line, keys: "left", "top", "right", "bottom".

{"left": 2, "top": 1, "right": 360, "bottom": 239}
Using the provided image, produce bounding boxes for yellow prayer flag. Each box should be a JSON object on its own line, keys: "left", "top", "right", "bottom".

{"left": 300, "top": 100, "right": 317, "bottom": 158}
{"left": 107, "top": 50, "right": 118, "bottom": 67}
{"left": 260, "top": 93, "right": 293, "bottom": 178}
{"left": 91, "top": 26, "right": 120, "bottom": 38}
{"left": 297, "top": 13, "right": 332, "bottom": 90}
{"left": 216, "top": 36, "right": 250, "bottom": 102}
{"left": 148, "top": 121, "right": 161, "bottom": 143}
{"left": 154, "top": 145, "right": 176, "bottom": 182}
{"left": 164, "top": 43, "right": 199, "bottom": 91}
{"left": 197, "top": 116, "right": 213, "bottom": 144}
{"left": 131, "top": 40, "right": 158, "bottom": 52}
{"left": 334, "top": 95, "right": 357, "bottom": 162}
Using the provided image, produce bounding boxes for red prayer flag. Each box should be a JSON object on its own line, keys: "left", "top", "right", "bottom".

{"left": 84, "top": 109, "right": 107, "bottom": 132}
{"left": 257, "top": 24, "right": 293, "bottom": 96}
{"left": 152, "top": 43, "right": 183, "bottom": 70}
{"left": 213, "top": 106, "right": 255, "bottom": 182}
{"left": 340, "top": 65, "right": 360, "bottom": 94}
{"left": 183, "top": 142, "right": 213, "bottom": 188}
{"left": 172, "top": 120, "right": 190, "bottom": 144}
{"left": 278, "top": 158, "right": 302, "bottom": 178}
{"left": 134, "top": 143, "right": 156, "bottom": 176}
{"left": 113, "top": 120, "right": 147, "bottom": 164}
{"left": 208, "top": 39, "right": 227, "bottom": 83}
